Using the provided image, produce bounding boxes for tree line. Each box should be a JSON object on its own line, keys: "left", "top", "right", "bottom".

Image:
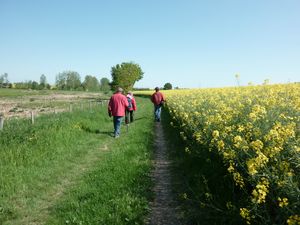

{"left": 0, "top": 72, "right": 111, "bottom": 92}
{"left": 1, "top": 61, "right": 174, "bottom": 92}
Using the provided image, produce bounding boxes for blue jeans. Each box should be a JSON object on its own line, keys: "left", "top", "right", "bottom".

{"left": 113, "top": 116, "right": 123, "bottom": 136}
{"left": 154, "top": 105, "right": 162, "bottom": 121}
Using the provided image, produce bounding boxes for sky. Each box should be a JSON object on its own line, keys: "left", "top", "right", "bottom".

{"left": 0, "top": 0, "right": 299, "bottom": 88}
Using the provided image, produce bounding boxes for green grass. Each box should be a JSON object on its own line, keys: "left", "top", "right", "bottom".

{"left": 0, "top": 88, "right": 110, "bottom": 99}
{"left": 0, "top": 97, "right": 154, "bottom": 225}
{"left": 0, "top": 88, "right": 50, "bottom": 97}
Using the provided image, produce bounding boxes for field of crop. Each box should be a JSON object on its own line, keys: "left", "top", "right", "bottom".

{"left": 137, "top": 83, "right": 300, "bottom": 224}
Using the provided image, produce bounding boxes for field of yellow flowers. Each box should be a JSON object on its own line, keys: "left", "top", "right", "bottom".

{"left": 137, "top": 83, "right": 300, "bottom": 224}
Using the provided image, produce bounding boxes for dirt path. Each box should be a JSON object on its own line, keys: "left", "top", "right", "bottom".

{"left": 147, "top": 122, "right": 181, "bottom": 225}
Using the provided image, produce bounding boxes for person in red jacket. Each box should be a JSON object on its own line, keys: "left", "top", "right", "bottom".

{"left": 108, "top": 87, "right": 129, "bottom": 138}
{"left": 151, "top": 87, "right": 165, "bottom": 122}
{"left": 125, "top": 91, "right": 137, "bottom": 124}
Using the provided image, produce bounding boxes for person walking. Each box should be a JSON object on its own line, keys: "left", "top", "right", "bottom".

{"left": 108, "top": 87, "right": 129, "bottom": 138}
{"left": 125, "top": 91, "right": 137, "bottom": 124}
{"left": 151, "top": 87, "right": 165, "bottom": 122}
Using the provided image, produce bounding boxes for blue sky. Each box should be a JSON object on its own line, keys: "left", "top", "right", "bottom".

{"left": 0, "top": 0, "right": 299, "bottom": 88}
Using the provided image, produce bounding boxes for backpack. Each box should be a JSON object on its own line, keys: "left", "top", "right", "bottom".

{"left": 127, "top": 97, "right": 133, "bottom": 110}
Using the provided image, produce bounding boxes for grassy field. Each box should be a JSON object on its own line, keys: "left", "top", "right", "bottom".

{"left": 0, "top": 88, "right": 49, "bottom": 97}
{"left": 0, "top": 96, "right": 154, "bottom": 225}
{"left": 0, "top": 88, "right": 111, "bottom": 98}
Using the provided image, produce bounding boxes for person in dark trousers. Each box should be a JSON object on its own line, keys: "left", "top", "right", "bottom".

{"left": 108, "top": 87, "right": 129, "bottom": 138}
{"left": 151, "top": 87, "right": 165, "bottom": 122}
{"left": 125, "top": 91, "right": 137, "bottom": 124}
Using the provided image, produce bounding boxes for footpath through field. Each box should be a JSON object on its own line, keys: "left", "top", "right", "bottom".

{"left": 147, "top": 121, "right": 182, "bottom": 225}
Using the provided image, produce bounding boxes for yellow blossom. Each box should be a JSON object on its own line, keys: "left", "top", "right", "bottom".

{"left": 250, "top": 140, "right": 264, "bottom": 152}
{"left": 217, "top": 140, "right": 225, "bottom": 151}
{"left": 278, "top": 197, "right": 289, "bottom": 207}
{"left": 212, "top": 130, "right": 219, "bottom": 138}
{"left": 240, "top": 208, "right": 251, "bottom": 224}
{"left": 252, "top": 178, "right": 269, "bottom": 204}
{"left": 287, "top": 215, "right": 300, "bottom": 225}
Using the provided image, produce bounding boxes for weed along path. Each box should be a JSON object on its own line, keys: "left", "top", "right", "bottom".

{"left": 147, "top": 121, "right": 181, "bottom": 225}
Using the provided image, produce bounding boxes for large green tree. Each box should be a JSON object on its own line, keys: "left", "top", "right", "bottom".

{"left": 110, "top": 62, "right": 144, "bottom": 92}
{"left": 55, "top": 71, "right": 81, "bottom": 90}
{"left": 163, "top": 82, "right": 172, "bottom": 90}
{"left": 82, "top": 75, "right": 100, "bottom": 91}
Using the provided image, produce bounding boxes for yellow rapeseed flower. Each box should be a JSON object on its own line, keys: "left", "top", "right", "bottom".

{"left": 278, "top": 197, "right": 289, "bottom": 207}
{"left": 287, "top": 215, "right": 300, "bottom": 225}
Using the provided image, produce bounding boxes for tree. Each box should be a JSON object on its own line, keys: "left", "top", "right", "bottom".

{"left": 0, "top": 73, "right": 9, "bottom": 88}
{"left": 55, "top": 71, "right": 81, "bottom": 90}
{"left": 82, "top": 75, "right": 100, "bottom": 91}
{"left": 163, "top": 82, "right": 172, "bottom": 90}
{"left": 99, "top": 77, "right": 111, "bottom": 93}
{"left": 55, "top": 72, "right": 67, "bottom": 90}
{"left": 66, "top": 71, "right": 81, "bottom": 90}
{"left": 31, "top": 81, "right": 39, "bottom": 90}
{"left": 39, "top": 74, "right": 47, "bottom": 89}
{"left": 110, "top": 62, "right": 144, "bottom": 92}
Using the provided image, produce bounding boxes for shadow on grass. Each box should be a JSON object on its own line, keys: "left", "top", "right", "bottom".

{"left": 80, "top": 126, "right": 113, "bottom": 137}
{"left": 133, "top": 116, "right": 147, "bottom": 121}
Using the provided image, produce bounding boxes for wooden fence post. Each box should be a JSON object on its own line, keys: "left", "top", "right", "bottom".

{"left": 0, "top": 115, "right": 4, "bottom": 130}
{"left": 69, "top": 103, "right": 73, "bottom": 112}
{"left": 31, "top": 111, "right": 35, "bottom": 124}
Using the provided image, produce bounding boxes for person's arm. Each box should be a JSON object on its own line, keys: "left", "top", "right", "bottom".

{"left": 108, "top": 98, "right": 112, "bottom": 117}
{"left": 132, "top": 98, "right": 137, "bottom": 111}
{"left": 151, "top": 94, "right": 155, "bottom": 103}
